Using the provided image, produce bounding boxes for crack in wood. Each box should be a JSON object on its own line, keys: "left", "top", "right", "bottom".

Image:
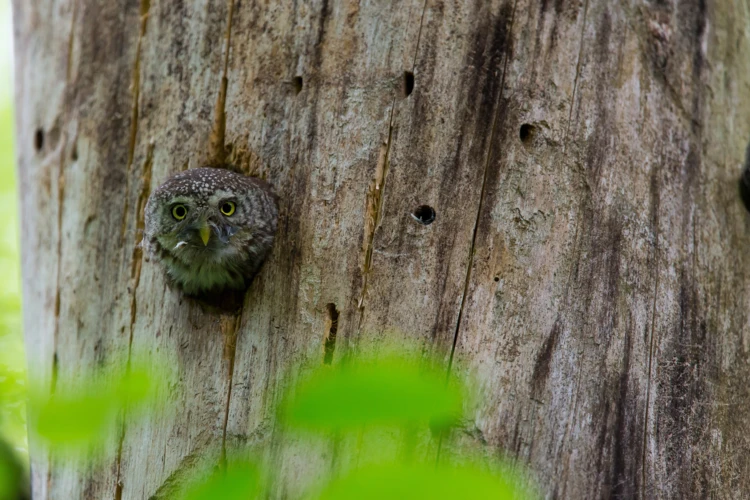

{"left": 119, "top": 0, "right": 150, "bottom": 243}
{"left": 220, "top": 312, "right": 243, "bottom": 468}
{"left": 410, "top": 0, "right": 429, "bottom": 71}
{"left": 563, "top": 0, "right": 589, "bottom": 152}
{"left": 49, "top": 353, "right": 59, "bottom": 400}
{"left": 150, "top": 446, "right": 216, "bottom": 499}
{"left": 446, "top": 0, "right": 518, "bottom": 376}
{"left": 323, "top": 303, "right": 339, "bottom": 364}
{"left": 557, "top": 359, "right": 584, "bottom": 499}
{"left": 550, "top": 214, "right": 584, "bottom": 486}
{"left": 128, "top": 143, "right": 154, "bottom": 345}
{"left": 113, "top": 144, "right": 153, "bottom": 500}
{"left": 209, "top": 0, "right": 236, "bottom": 166}
{"left": 113, "top": 3, "right": 152, "bottom": 497}
{"left": 641, "top": 203, "right": 661, "bottom": 498}
{"left": 207, "top": 0, "right": 243, "bottom": 473}
{"left": 358, "top": 102, "right": 396, "bottom": 317}
{"left": 549, "top": 0, "right": 590, "bottom": 480}
{"left": 436, "top": 1, "right": 520, "bottom": 467}
{"left": 52, "top": 132, "right": 68, "bottom": 400}
{"left": 355, "top": 0, "right": 428, "bottom": 338}
{"left": 65, "top": 0, "right": 78, "bottom": 84}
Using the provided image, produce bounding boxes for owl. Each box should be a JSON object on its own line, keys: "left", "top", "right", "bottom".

{"left": 144, "top": 167, "right": 278, "bottom": 296}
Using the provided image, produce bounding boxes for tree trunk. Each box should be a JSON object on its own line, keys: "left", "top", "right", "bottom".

{"left": 13, "top": 0, "right": 750, "bottom": 498}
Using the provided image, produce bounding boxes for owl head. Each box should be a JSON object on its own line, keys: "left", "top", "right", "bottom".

{"left": 144, "top": 167, "right": 278, "bottom": 295}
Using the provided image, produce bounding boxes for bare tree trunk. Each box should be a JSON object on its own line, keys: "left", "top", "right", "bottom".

{"left": 13, "top": 0, "right": 750, "bottom": 498}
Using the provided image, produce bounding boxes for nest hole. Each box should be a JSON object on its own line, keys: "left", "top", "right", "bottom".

{"left": 323, "top": 303, "right": 339, "bottom": 365}
{"left": 412, "top": 205, "right": 436, "bottom": 225}
{"left": 292, "top": 76, "right": 303, "bottom": 95}
{"left": 519, "top": 123, "right": 536, "bottom": 144}
{"left": 739, "top": 176, "right": 750, "bottom": 213}
{"left": 402, "top": 71, "right": 415, "bottom": 97}
{"left": 34, "top": 128, "right": 45, "bottom": 152}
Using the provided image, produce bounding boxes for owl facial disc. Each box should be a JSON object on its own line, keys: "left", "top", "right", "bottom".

{"left": 143, "top": 167, "right": 279, "bottom": 296}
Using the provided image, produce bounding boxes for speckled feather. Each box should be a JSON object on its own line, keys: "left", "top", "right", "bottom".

{"left": 144, "top": 167, "right": 278, "bottom": 295}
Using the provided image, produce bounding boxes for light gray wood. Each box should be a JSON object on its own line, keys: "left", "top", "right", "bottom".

{"left": 13, "top": 0, "right": 750, "bottom": 498}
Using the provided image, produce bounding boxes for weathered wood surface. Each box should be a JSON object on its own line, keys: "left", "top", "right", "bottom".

{"left": 13, "top": 0, "right": 750, "bottom": 498}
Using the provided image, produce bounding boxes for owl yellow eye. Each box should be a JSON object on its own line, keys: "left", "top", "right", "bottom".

{"left": 220, "top": 201, "right": 236, "bottom": 216}
{"left": 171, "top": 204, "right": 188, "bottom": 220}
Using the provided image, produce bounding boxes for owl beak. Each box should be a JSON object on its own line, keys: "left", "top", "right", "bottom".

{"left": 199, "top": 224, "right": 211, "bottom": 246}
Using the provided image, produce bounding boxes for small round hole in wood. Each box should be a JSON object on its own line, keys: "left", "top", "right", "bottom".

{"left": 412, "top": 205, "right": 435, "bottom": 225}
{"left": 519, "top": 123, "right": 536, "bottom": 144}
{"left": 34, "top": 128, "right": 44, "bottom": 152}
{"left": 292, "top": 76, "right": 303, "bottom": 95}
{"left": 740, "top": 176, "right": 750, "bottom": 213}
{"left": 402, "top": 71, "right": 415, "bottom": 97}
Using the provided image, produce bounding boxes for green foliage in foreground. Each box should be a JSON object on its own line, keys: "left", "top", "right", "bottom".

{"left": 0, "top": 35, "right": 26, "bottom": 495}
{"left": 4, "top": 350, "right": 537, "bottom": 498}
{"left": 179, "top": 354, "right": 533, "bottom": 499}
{"left": 318, "top": 463, "right": 524, "bottom": 500}
{"left": 0, "top": 439, "right": 27, "bottom": 500}
{"left": 179, "top": 460, "right": 261, "bottom": 500}
{"left": 27, "top": 358, "right": 172, "bottom": 456}
{"left": 283, "top": 357, "right": 463, "bottom": 430}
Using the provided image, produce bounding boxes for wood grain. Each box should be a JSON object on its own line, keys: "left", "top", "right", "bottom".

{"left": 13, "top": 0, "right": 750, "bottom": 498}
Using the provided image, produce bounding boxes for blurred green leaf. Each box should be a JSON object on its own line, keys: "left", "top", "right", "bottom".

{"left": 285, "top": 358, "right": 463, "bottom": 430}
{"left": 0, "top": 367, "right": 24, "bottom": 403}
{"left": 0, "top": 4, "right": 24, "bottom": 461}
{"left": 0, "top": 466, "right": 10, "bottom": 500}
{"left": 114, "top": 357, "right": 173, "bottom": 412}
{"left": 318, "top": 463, "right": 531, "bottom": 500}
{"left": 28, "top": 355, "right": 173, "bottom": 452}
{"left": 0, "top": 438, "right": 27, "bottom": 500}
{"left": 0, "top": 332, "right": 25, "bottom": 458}
{"left": 180, "top": 461, "right": 260, "bottom": 500}
{"left": 0, "top": 453, "right": 13, "bottom": 500}
{"left": 30, "top": 387, "right": 115, "bottom": 448}
{"left": 116, "top": 368, "right": 153, "bottom": 405}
